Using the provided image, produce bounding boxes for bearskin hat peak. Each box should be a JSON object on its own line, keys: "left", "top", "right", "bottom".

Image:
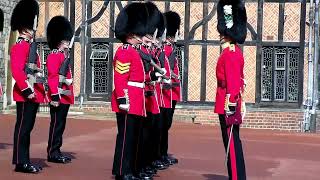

{"left": 46, "top": 16, "right": 73, "bottom": 50}
{"left": 163, "top": 11, "right": 181, "bottom": 37}
{"left": 217, "top": 0, "right": 247, "bottom": 44}
{"left": 115, "top": 2, "right": 148, "bottom": 43}
{"left": 11, "top": 0, "right": 39, "bottom": 32}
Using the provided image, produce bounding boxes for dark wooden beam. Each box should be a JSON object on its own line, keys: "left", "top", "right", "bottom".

{"left": 70, "top": 0, "right": 76, "bottom": 75}
{"left": 165, "top": 1, "right": 170, "bottom": 11}
{"left": 278, "top": 0, "right": 285, "bottom": 41}
{"left": 182, "top": 0, "right": 191, "bottom": 102}
{"left": 85, "top": 1, "right": 92, "bottom": 96}
{"left": 255, "top": 0, "right": 264, "bottom": 106}
{"left": 298, "top": 0, "right": 307, "bottom": 107}
{"left": 64, "top": 0, "right": 70, "bottom": 18}
{"left": 107, "top": 1, "right": 116, "bottom": 101}
{"left": 200, "top": 0, "right": 208, "bottom": 102}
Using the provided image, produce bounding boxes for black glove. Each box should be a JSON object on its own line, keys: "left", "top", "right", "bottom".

{"left": 22, "top": 88, "right": 33, "bottom": 98}
{"left": 117, "top": 98, "right": 127, "bottom": 105}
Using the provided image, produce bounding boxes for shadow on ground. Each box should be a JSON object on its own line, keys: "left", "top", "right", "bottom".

{"left": 0, "top": 143, "right": 13, "bottom": 150}
{"left": 203, "top": 174, "right": 228, "bottom": 180}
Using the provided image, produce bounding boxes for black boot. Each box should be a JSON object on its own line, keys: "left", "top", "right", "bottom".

{"left": 152, "top": 160, "right": 168, "bottom": 170}
{"left": 144, "top": 166, "right": 157, "bottom": 175}
{"left": 166, "top": 155, "right": 178, "bottom": 165}
{"left": 137, "top": 171, "right": 153, "bottom": 180}
{"left": 15, "top": 163, "right": 42, "bottom": 174}
{"left": 116, "top": 174, "right": 142, "bottom": 180}
{"left": 48, "top": 154, "right": 71, "bottom": 164}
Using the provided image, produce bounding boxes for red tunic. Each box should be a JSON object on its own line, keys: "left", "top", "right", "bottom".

{"left": 111, "top": 44, "right": 147, "bottom": 117}
{"left": 214, "top": 43, "right": 244, "bottom": 114}
{"left": 10, "top": 38, "right": 45, "bottom": 103}
{"left": 46, "top": 50, "right": 74, "bottom": 104}
{"left": 141, "top": 46, "right": 160, "bottom": 114}
{"left": 164, "top": 44, "right": 181, "bottom": 102}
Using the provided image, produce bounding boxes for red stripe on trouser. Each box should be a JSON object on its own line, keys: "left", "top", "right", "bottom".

{"left": 49, "top": 111, "right": 57, "bottom": 157}
{"left": 120, "top": 114, "right": 128, "bottom": 176}
{"left": 228, "top": 127, "right": 238, "bottom": 180}
{"left": 16, "top": 103, "right": 25, "bottom": 164}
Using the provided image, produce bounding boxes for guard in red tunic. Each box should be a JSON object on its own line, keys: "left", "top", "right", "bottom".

{"left": 161, "top": 11, "right": 182, "bottom": 165}
{"left": 111, "top": 3, "right": 150, "bottom": 180}
{"left": 215, "top": 0, "right": 247, "bottom": 179}
{"left": 46, "top": 16, "right": 74, "bottom": 164}
{"left": 10, "top": 0, "right": 45, "bottom": 173}
{"left": 137, "top": 2, "right": 168, "bottom": 175}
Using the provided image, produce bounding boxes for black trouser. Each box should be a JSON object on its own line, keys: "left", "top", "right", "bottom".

{"left": 12, "top": 102, "right": 39, "bottom": 164}
{"left": 170, "top": 100, "right": 177, "bottom": 123}
{"left": 219, "top": 115, "right": 246, "bottom": 180}
{"left": 140, "top": 112, "right": 162, "bottom": 168}
{"left": 150, "top": 114, "right": 161, "bottom": 161}
{"left": 139, "top": 112, "right": 153, "bottom": 169}
{"left": 47, "top": 104, "right": 70, "bottom": 157}
{"left": 159, "top": 106, "right": 173, "bottom": 157}
{"left": 112, "top": 113, "right": 143, "bottom": 176}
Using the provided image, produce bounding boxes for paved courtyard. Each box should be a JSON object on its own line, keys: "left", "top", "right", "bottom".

{"left": 1, "top": 114, "right": 320, "bottom": 180}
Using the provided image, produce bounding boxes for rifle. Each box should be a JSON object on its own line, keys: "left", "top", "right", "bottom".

{"left": 154, "top": 29, "right": 180, "bottom": 80}
{"left": 168, "top": 30, "right": 181, "bottom": 80}
{"left": 25, "top": 15, "right": 45, "bottom": 89}
{"left": 137, "top": 49, "right": 170, "bottom": 80}
{"left": 57, "top": 36, "right": 75, "bottom": 96}
{"left": 168, "top": 50, "right": 180, "bottom": 80}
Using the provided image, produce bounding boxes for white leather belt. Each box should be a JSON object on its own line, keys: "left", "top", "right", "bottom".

{"left": 128, "top": 81, "right": 145, "bottom": 88}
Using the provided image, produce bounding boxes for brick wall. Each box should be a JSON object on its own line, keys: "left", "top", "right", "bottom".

{"left": 71, "top": 102, "right": 307, "bottom": 132}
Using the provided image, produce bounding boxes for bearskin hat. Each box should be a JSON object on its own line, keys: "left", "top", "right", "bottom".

{"left": 46, "top": 16, "right": 73, "bottom": 50}
{"left": 144, "top": 2, "right": 165, "bottom": 38}
{"left": 217, "top": 0, "right": 247, "bottom": 44}
{"left": 115, "top": 2, "right": 148, "bottom": 43}
{"left": 163, "top": 11, "right": 181, "bottom": 37}
{"left": 11, "top": 0, "right": 39, "bottom": 32}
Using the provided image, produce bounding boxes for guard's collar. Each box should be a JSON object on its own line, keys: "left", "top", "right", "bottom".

{"left": 51, "top": 49, "right": 64, "bottom": 53}
{"left": 17, "top": 36, "right": 31, "bottom": 43}
{"left": 221, "top": 42, "right": 235, "bottom": 52}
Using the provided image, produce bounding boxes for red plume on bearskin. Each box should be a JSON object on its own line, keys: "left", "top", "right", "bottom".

{"left": 115, "top": 2, "right": 148, "bottom": 43}
{"left": 10, "top": 0, "right": 39, "bottom": 32}
{"left": 217, "top": 0, "right": 247, "bottom": 44}
{"left": 163, "top": 11, "right": 181, "bottom": 37}
{"left": 46, "top": 16, "right": 73, "bottom": 50}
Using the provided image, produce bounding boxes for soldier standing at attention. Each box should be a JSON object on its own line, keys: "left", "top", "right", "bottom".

{"left": 162, "top": 10, "right": 182, "bottom": 166}
{"left": 46, "top": 15, "right": 74, "bottom": 164}
{"left": 10, "top": 0, "right": 45, "bottom": 173}
{"left": 215, "top": 0, "right": 247, "bottom": 179}
{"left": 111, "top": 2, "right": 149, "bottom": 180}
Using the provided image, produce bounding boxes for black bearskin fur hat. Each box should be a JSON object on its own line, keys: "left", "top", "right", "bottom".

{"left": 217, "top": 0, "right": 247, "bottom": 44}
{"left": 115, "top": 2, "right": 148, "bottom": 43}
{"left": 46, "top": 16, "right": 73, "bottom": 50}
{"left": 163, "top": 11, "right": 181, "bottom": 37}
{"left": 11, "top": 0, "right": 39, "bottom": 32}
{"left": 144, "top": 1, "right": 165, "bottom": 38}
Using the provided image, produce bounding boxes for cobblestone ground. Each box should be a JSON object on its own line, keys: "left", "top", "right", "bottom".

{"left": 1, "top": 114, "right": 320, "bottom": 180}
